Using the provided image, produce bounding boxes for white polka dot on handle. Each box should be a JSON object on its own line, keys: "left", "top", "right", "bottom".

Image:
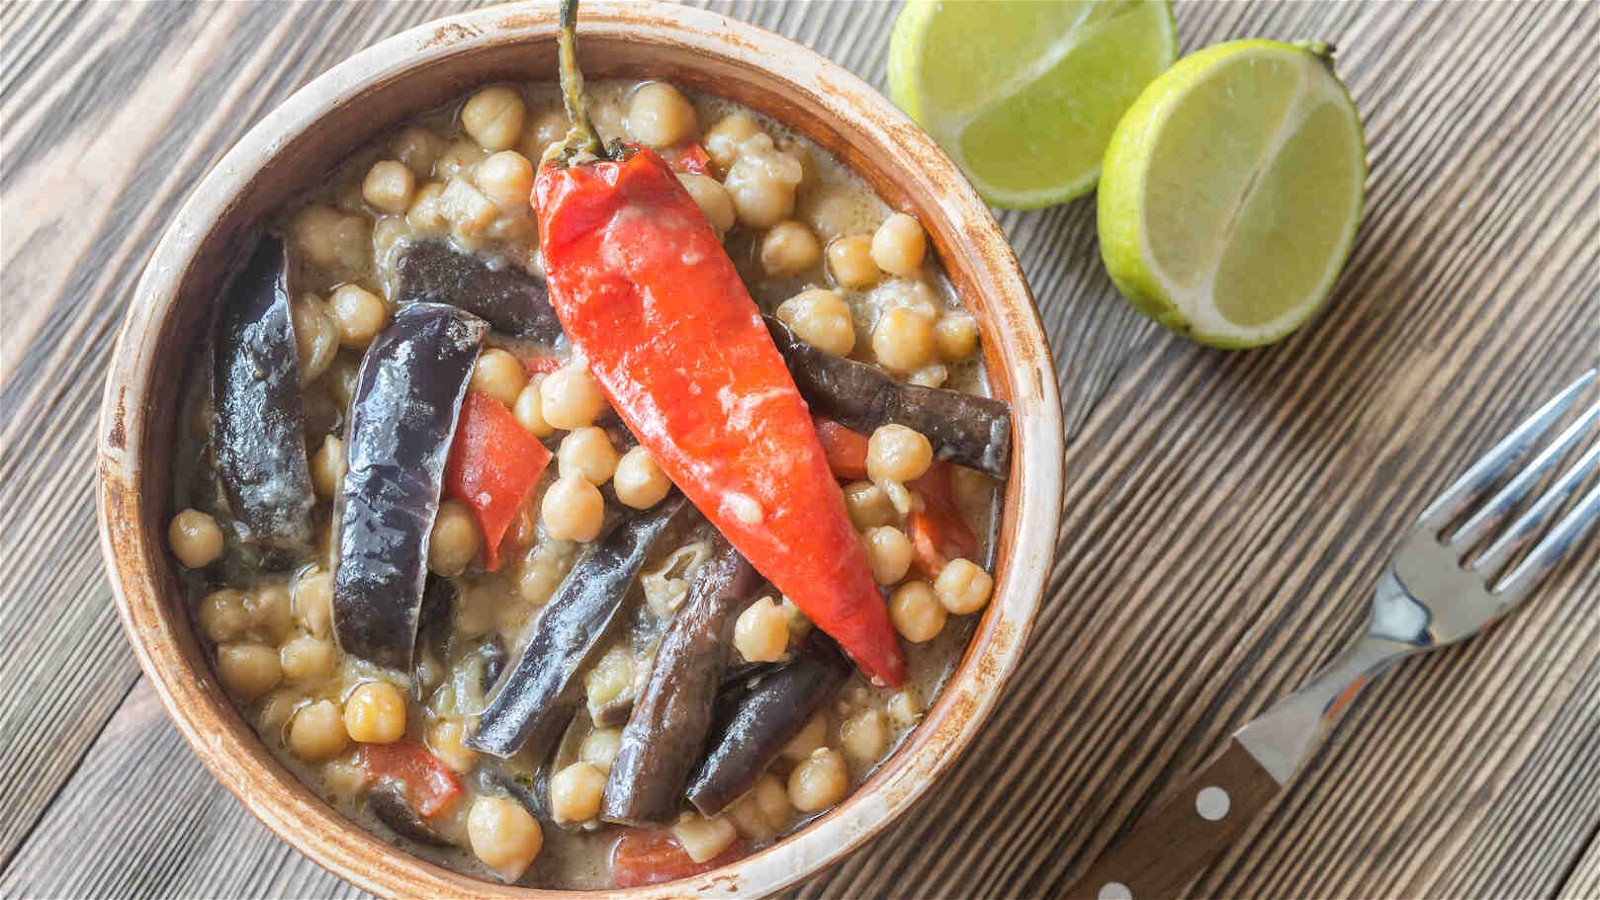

{"left": 1098, "top": 882, "right": 1133, "bottom": 900}
{"left": 1196, "top": 785, "right": 1231, "bottom": 821}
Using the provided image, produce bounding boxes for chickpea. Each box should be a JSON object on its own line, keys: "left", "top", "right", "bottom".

{"left": 471, "top": 349, "right": 528, "bottom": 407}
{"left": 168, "top": 508, "right": 223, "bottom": 569}
{"left": 704, "top": 112, "right": 763, "bottom": 168}
{"left": 343, "top": 680, "right": 407, "bottom": 744}
{"left": 909, "top": 364, "right": 949, "bottom": 388}
{"left": 775, "top": 289, "right": 855, "bottom": 357}
{"left": 887, "top": 687, "right": 924, "bottom": 729}
{"left": 429, "top": 718, "right": 478, "bottom": 773}
{"left": 246, "top": 583, "right": 294, "bottom": 642}
{"left": 870, "top": 213, "right": 927, "bottom": 277}
{"left": 289, "top": 205, "right": 371, "bottom": 274}
{"left": 935, "top": 558, "right": 994, "bottom": 615}
{"left": 540, "top": 364, "right": 607, "bottom": 430}
{"left": 257, "top": 690, "right": 301, "bottom": 736}
{"left": 734, "top": 597, "right": 790, "bottom": 663}
{"left": 293, "top": 568, "right": 334, "bottom": 638}
{"left": 288, "top": 699, "right": 349, "bottom": 761}
{"left": 862, "top": 526, "right": 913, "bottom": 585}
{"left": 469, "top": 796, "right": 544, "bottom": 881}
{"left": 361, "top": 160, "right": 415, "bottom": 214}
{"left": 729, "top": 773, "right": 793, "bottom": 840}
{"left": 827, "top": 234, "right": 880, "bottom": 289}
{"left": 871, "top": 307, "right": 937, "bottom": 374}
{"left": 439, "top": 177, "right": 498, "bottom": 239}
{"left": 558, "top": 426, "right": 619, "bottom": 484}
{"left": 842, "top": 480, "right": 897, "bottom": 530}
{"left": 542, "top": 475, "right": 605, "bottom": 542}
{"left": 724, "top": 135, "right": 803, "bottom": 228}
{"left": 475, "top": 150, "right": 535, "bottom": 209}
{"left": 199, "top": 588, "right": 251, "bottom": 644}
{"left": 462, "top": 86, "right": 526, "bottom": 151}
{"left": 512, "top": 378, "right": 555, "bottom": 438}
{"left": 406, "top": 181, "right": 450, "bottom": 235}
{"left": 392, "top": 125, "right": 445, "bottom": 177}
{"left": 780, "top": 712, "right": 828, "bottom": 762}
{"left": 549, "top": 762, "right": 606, "bottom": 824}
{"left": 788, "top": 748, "right": 849, "bottom": 813}
{"left": 935, "top": 313, "right": 980, "bottom": 360}
{"left": 840, "top": 709, "right": 889, "bottom": 766}
{"left": 310, "top": 435, "right": 345, "bottom": 499}
{"left": 580, "top": 727, "right": 623, "bottom": 769}
{"left": 613, "top": 446, "right": 672, "bottom": 509}
{"left": 627, "top": 82, "right": 698, "bottom": 149}
{"left": 760, "top": 221, "right": 822, "bottom": 277}
{"left": 429, "top": 499, "right": 481, "bottom": 577}
{"left": 867, "top": 424, "right": 933, "bottom": 483}
{"left": 279, "top": 634, "right": 337, "bottom": 683}
{"left": 585, "top": 645, "right": 635, "bottom": 709}
{"left": 521, "top": 109, "right": 569, "bottom": 161}
{"left": 672, "top": 812, "right": 738, "bottom": 864}
{"left": 216, "top": 643, "right": 281, "bottom": 700}
{"left": 677, "top": 173, "right": 736, "bottom": 234}
{"left": 889, "top": 581, "right": 945, "bottom": 643}
{"left": 291, "top": 293, "right": 338, "bottom": 382}
{"left": 327, "top": 284, "right": 387, "bottom": 349}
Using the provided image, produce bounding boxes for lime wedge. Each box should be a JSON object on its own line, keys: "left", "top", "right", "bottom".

{"left": 888, "top": 0, "right": 1177, "bottom": 209}
{"left": 1097, "top": 39, "right": 1367, "bottom": 348}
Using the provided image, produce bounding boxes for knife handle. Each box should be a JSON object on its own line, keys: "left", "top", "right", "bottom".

{"left": 1064, "top": 738, "right": 1282, "bottom": 900}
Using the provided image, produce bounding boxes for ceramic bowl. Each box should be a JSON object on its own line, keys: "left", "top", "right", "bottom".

{"left": 97, "top": 2, "right": 1064, "bottom": 896}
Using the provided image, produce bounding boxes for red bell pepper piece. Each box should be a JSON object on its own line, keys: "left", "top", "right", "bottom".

{"left": 907, "top": 464, "right": 980, "bottom": 578}
{"left": 443, "top": 390, "right": 552, "bottom": 570}
{"left": 536, "top": 149, "right": 905, "bottom": 688}
{"left": 609, "top": 829, "right": 744, "bottom": 888}
{"left": 357, "top": 741, "right": 464, "bottom": 818}
{"left": 664, "top": 141, "right": 712, "bottom": 175}
{"left": 517, "top": 350, "right": 563, "bottom": 377}
{"left": 814, "top": 416, "right": 870, "bottom": 480}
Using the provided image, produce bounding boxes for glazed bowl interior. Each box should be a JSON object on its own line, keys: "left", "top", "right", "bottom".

{"left": 98, "top": 2, "right": 1063, "bottom": 896}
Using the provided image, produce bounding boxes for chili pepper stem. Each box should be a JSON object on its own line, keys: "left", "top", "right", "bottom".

{"left": 555, "top": 0, "right": 605, "bottom": 161}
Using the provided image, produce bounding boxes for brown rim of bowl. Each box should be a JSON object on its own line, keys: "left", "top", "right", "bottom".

{"left": 96, "top": 2, "right": 1065, "bottom": 897}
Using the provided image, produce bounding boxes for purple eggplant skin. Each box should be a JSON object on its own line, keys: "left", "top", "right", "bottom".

{"left": 332, "top": 303, "right": 486, "bottom": 671}
{"left": 467, "top": 497, "right": 688, "bottom": 758}
{"left": 211, "top": 233, "right": 316, "bottom": 561}
{"left": 367, "top": 782, "right": 452, "bottom": 847}
{"left": 685, "top": 630, "right": 851, "bottom": 817}
{"left": 766, "top": 316, "right": 1012, "bottom": 479}
{"left": 395, "top": 241, "right": 562, "bottom": 342}
{"left": 601, "top": 539, "right": 760, "bottom": 826}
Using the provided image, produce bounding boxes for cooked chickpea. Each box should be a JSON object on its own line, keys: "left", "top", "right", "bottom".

{"left": 672, "top": 812, "right": 738, "bottom": 864}
{"left": 887, "top": 687, "right": 923, "bottom": 728}
{"left": 288, "top": 699, "right": 348, "bottom": 760}
{"left": 558, "top": 427, "right": 619, "bottom": 484}
{"left": 776, "top": 289, "right": 855, "bottom": 357}
{"left": 513, "top": 378, "right": 555, "bottom": 438}
{"left": 780, "top": 712, "right": 828, "bottom": 761}
{"left": 840, "top": 709, "right": 889, "bottom": 766}
{"left": 199, "top": 589, "right": 251, "bottom": 643}
{"left": 257, "top": 690, "right": 301, "bottom": 735}
{"left": 540, "top": 364, "right": 607, "bottom": 430}
{"left": 871, "top": 307, "right": 937, "bottom": 374}
{"left": 867, "top": 424, "right": 933, "bottom": 483}
{"left": 549, "top": 762, "right": 606, "bottom": 824}
{"left": 862, "top": 526, "right": 913, "bottom": 585}
{"left": 293, "top": 569, "right": 333, "bottom": 638}
{"left": 461, "top": 86, "right": 526, "bottom": 151}
{"left": 289, "top": 205, "right": 370, "bottom": 273}
{"left": 343, "top": 680, "right": 407, "bottom": 743}
{"left": 521, "top": 109, "right": 569, "bottom": 160}
{"left": 585, "top": 645, "right": 635, "bottom": 708}
{"left": 469, "top": 796, "right": 544, "bottom": 881}
{"left": 704, "top": 111, "right": 762, "bottom": 168}
{"left": 429, "top": 499, "right": 481, "bottom": 577}
{"left": 935, "top": 558, "right": 994, "bottom": 615}
{"left": 471, "top": 349, "right": 528, "bottom": 407}
{"left": 729, "top": 773, "right": 793, "bottom": 840}
{"left": 760, "top": 221, "right": 822, "bottom": 276}
{"left": 870, "top": 213, "right": 927, "bottom": 277}
{"left": 361, "top": 160, "right": 415, "bottom": 214}
{"left": 788, "top": 748, "right": 849, "bottom": 813}
{"left": 842, "top": 480, "right": 897, "bottom": 530}
{"left": 216, "top": 643, "right": 281, "bottom": 700}
{"left": 734, "top": 597, "right": 790, "bottom": 663}
{"left": 406, "top": 181, "right": 449, "bottom": 234}
{"left": 627, "top": 82, "right": 698, "bottom": 149}
{"left": 475, "top": 150, "right": 535, "bottom": 209}
{"left": 677, "top": 173, "right": 736, "bottom": 234}
{"left": 440, "top": 177, "right": 498, "bottom": 238}
{"left": 580, "top": 727, "right": 623, "bottom": 769}
{"left": 392, "top": 125, "right": 445, "bottom": 177}
{"left": 827, "top": 234, "right": 880, "bottom": 289}
{"left": 310, "top": 435, "right": 345, "bottom": 499}
{"left": 613, "top": 446, "right": 672, "bottom": 509}
{"left": 935, "top": 313, "right": 980, "bottom": 360}
{"left": 278, "top": 634, "right": 336, "bottom": 682}
{"left": 291, "top": 293, "right": 338, "bottom": 382}
{"left": 246, "top": 583, "right": 294, "bottom": 642}
{"left": 909, "top": 364, "right": 949, "bottom": 388}
{"left": 725, "top": 135, "right": 802, "bottom": 228}
{"left": 541, "top": 475, "right": 605, "bottom": 543}
{"left": 327, "top": 284, "right": 387, "bottom": 349}
{"left": 429, "top": 718, "right": 478, "bottom": 773}
{"left": 168, "top": 508, "right": 223, "bottom": 569}
{"left": 889, "top": 581, "right": 945, "bottom": 643}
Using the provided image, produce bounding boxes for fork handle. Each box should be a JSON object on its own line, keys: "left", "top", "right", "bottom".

{"left": 1063, "top": 738, "right": 1282, "bottom": 900}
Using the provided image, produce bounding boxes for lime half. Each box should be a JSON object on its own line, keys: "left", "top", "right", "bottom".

{"left": 889, "top": 0, "right": 1178, "bottom": 209}
{"left": 1098, "top": 39, "right": 1368, "bottom": 348}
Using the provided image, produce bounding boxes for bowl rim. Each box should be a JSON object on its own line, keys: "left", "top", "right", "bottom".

{"left": 96, "top": 2, "right": 1065, "bottom": 896}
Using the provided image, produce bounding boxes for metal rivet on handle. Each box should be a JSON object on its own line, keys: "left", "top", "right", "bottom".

{"left": 1196, "top": 786, "right": 1231, "bottom": 821}
{"left": 1098, "top": 882, "right": 1133, "bottom": 900}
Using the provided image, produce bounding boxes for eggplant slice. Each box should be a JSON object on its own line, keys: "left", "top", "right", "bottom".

{"left": 211, "top": 233, "right": 316, "bottom": 561}
{"left": 602, "top": 539, "right": 759, "bottom": 826}
{"left": 396, "top": 241, "right": 563, "bottom": 343}
{"left": 368, "top": 782, "right": 453, "bottom": 847}
{"left": 766, "top": 316, "right": 1012, "bottom": 478}
{"left": 332, "top": 303, "right": 486, "bottom": 670}
{"left": 685, "top": 630, "right": 851, "bottom": 817}
{"left": 468, "top": 498, "right": 688, "bottom": 758}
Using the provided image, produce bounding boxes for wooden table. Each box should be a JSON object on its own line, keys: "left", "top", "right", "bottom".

{"left": 3, "top": 1, "right": 1597, "bottom": 897}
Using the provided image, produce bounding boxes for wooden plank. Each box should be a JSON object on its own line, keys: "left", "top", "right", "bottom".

{"left": 1562, "top": 837, "right": 1600, "bottom": 900}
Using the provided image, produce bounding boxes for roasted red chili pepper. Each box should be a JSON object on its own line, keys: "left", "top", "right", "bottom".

{"left": 443, "top": 389, "right": 552, "bottom": 570}
{"left": 532, "top": 0, "right": 905, "bottom": 687}
{"left": 358, "top": 741, "right": 464, "bottom": 818}
{"left": 814, "top": 416, "right": 871, "bottom": 480}
{"left": 907, "top": 463, "right": 980, "bottom": 578}
{"left": 609, "top": 828, "right": 744, "bottom": 887}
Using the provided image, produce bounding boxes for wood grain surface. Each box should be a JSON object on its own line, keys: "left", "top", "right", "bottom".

{"left": 2, "top": 1, "right": 1597, "bottom": 898}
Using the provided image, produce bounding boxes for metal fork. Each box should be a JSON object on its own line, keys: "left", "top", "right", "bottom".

{"left": 1067, "top": 369, "right": 1600, "bottom": 900}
